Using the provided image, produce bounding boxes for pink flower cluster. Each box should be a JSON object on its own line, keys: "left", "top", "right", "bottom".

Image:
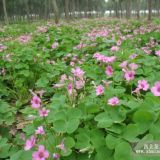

{"left": 151, "top": 81, "right": 160, "bottom": 96}
{"left": 120, "top": 61, "right": 138, "bottom": 82}
{"left": 67, "top": 67, "right": 85, "bottom": 94}
{"left": 31, "top": 95, "right": 50, "bottom": 117}
{"left": 93, "top": 53, "right": 116, "bottom": 64}
{"left": 87, "top": 28, "right": 109, "bottom": 38}
{"left": 108, "top": 97, "right": 120, "bottom": 106}
{"left": 133, "top": 79, "right": 149, "bottom": 94}
{"left": 18, "top": 35, "right": 31, "bottom": 44}
{"left": 96, "top": 85, "right": 104, "bottom": 96}
{"left": 71, "top": 67, "right": 85, "bottom": 79}
{"left": 111, "top": 46, "right": 119, "bottom": 52}
{"left": 105, "top": 66, "right": 113, "bottom": 77}
{"left": 155, "top": 50, "right": 160, "bottom": 57}
{"left": 32, "top": 145, "right": 49, "bottom": 160}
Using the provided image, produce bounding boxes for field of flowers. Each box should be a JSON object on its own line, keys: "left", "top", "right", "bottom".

{"left": 1, "top": 19, "right": 160, "bottom": 160}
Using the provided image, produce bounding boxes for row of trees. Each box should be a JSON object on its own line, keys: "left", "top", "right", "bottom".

{"left": 0, "top": 0, "right": 159, "bottom": 24}
{"left": 0, "top": 0, "right": 106, "bottom": 24}
{"left": 106, "top": 0, "right": 159, "bottom": 20}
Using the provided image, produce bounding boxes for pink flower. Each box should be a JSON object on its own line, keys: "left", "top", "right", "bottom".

{"left": 155, "top": 50, "right": 160, "bottom": 56}
{"left": 107, "top": 56, "right": 116, "bottom": 63}
{"left": 124, "top": 70, "right": 135, "bottom": 81}
{"left": 117, "top": 40, "right": 122, "bottom": 46}
{"left": 32, "top": 145, "right": 49, "bottom": 160}
{"left": 35, "top": 126, "right": 45, "bottom": 135}
{"left": 132, "top": 87, "right": 140, "bottom": 94}
{"left": 111, "top": 46, "right": 119, "bottom": 52}
{"left": 108, "top": 97, "right": 120, "bottom": 106}
{"left": 141, "top": 47, "right": 152, "bottom": 55}
{"left": 151, "top": 81, "right": 160, "bottom": 96}
{"left": 60, "top": 74, "right": 67, "bottom": 83}
{"left": 24, "top": 136, "right": 36, "bottom": 151}
{"left": 75, "top": 80, "right": 85, "bottom": 90}
{"left": 52, "top": 42, "right": 59, "bottom": 49}
{"left": 129, "top": 63, "right": 138, "bottom": 70}
{"left": 31, "top": 96, "right": 41, "bottom": 109}
{"left": 71, "top": 67, "right": 85, "bottom": 78}
{"left": 18, "top": 35, "right": 31, "bottom": 44}
{"left": 53, "top": 153, "right": 60, "bottom": 160}
{"left": 70, "top": 61, "right": 75, "bottom": 66}
{"left": 137, "top": 80, "right": 149, "bottom": 91}
{"left": 129, "top": 54, "right": 137, "bottom": 59}
{"left": 39, "top": 108, "right": 50, "bottom": 117}
{"left": 119, "top": 61, "right": 128, "bottom": 68}
{"left": 56, "top": 141, "right": 66, "bottom": 152}
{"left": 96, "top": 85, "right": 104, "bottom": 96}
{"left": 68, "top": 83, "right": 73, "bottom": 95}
{"left": 105, "top": 66, "right": 113, "bottom": 77}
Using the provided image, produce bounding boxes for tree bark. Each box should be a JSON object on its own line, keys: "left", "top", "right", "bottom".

{"left": 65, "top": 0, "right": 70, "bottom": 21}
{"left": 158, "top": 0, "right": 160, "bottom": 16}
{"left": 24, "top": 0, "right": 30, "bottom": 21}
{"left": 45, "top": 0, "right": 48, "bottom": 19}
{"left": 136, "top": 0, "right": 140, "bottom": 19}
{"left": 126, "top": 0, "right": 131, "bottom": 19}
{"left": 76, "top": 0, "right": 80, "bottom": 18}
{"left": 114, "top": 1, "right": 119, "bottom": 18}
{"left": 85, "top": 0, "right": 89, "bottom": 18}
{"left": 148, "top": 0, "right": 152, "bottom": 20}
{"left": 71, "top": 0, "right": 76, "bottom": 19}
{"left": 52, "top": 0, "right": 59, "bottom": 24}
{"left": 2, "top": 0, "right": 9, "bottom": 24}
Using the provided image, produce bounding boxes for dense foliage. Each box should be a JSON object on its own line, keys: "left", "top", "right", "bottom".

{"left": 1, "top": 19, "right": 160, "bottom": 160}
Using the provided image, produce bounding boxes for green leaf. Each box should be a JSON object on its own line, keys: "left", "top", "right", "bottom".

{"left": 54, "top": 119, "right": 80, "bottom": 133}
{"left": 105, "top": 134, "right": 119, "bottom": 150}
{"left": 122, "top": 124, "right": 140, "bottom": 142}
{"left": 133, "top": 110, "right": 154, "bottom": 133}
{"left": 10, "top": 150, "right": 32, "bottom": 160}
{"left": 114, "top": 141, "right": 132, "bottom": 160}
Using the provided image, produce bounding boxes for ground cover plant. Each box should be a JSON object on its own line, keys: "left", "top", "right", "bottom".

{"left": 1, "top": 18, "right": 160, "bottom": 160}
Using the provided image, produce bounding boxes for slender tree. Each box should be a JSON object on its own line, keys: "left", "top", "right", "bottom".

{"left": 52, "top": 0, "right": 59, "bottom": 24}
{"left": 65, "top": 0, "right": 70, "bottom": 21}
{"left": 136, "top": 0, "right": 140, "bottom": 19}
{"left": 24, "top": 0, "right": 30, "bottom": 21}
{"left": 2, "top": 0, "right": 9, "bottom": 24}
{"left": 148, "top": 0, "right": 152, "bottom": 20}
{"left": 126, "top": 0, "right": 131, "bottom": 19}
{"left": 45, "top": 0, "right": 48, "bottom": 19}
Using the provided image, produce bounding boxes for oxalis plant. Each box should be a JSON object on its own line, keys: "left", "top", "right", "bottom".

{"left": 1, "top": 19, "right": 160, "bottom": 160}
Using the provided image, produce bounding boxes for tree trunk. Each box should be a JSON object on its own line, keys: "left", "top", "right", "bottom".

{"left": 136, "top": 0, "right": 140, "bottom": 19}
{"left": 65, "top": 0, "right": 70, "bottom": 21}
{"left": 24, "top": 0, "right": 30, "bottom": 21}
{"left": 85, "top": 0, "right": 89, "bottom": 18}
{"left": 2, "top": 0, "right": 9, "bottom": 24}
{"left": 45, "top": 0, "right": 48, "bottom": 19}
{"left": 76, "top": 0, "right": 80, "bottom": 18}
{"left": 126, "top": 0, "right": 131, "bottom": 19}
{"left": 71, "top": 0, "right": 76, "bottom": 19}
{"left": 115, "top": 1, "right": 119, "bottom": 18}
{"left": 119, "top": 0, "right": 123, "bottom": 18}
{"left": 158, "top": 0, "right": 160, "bottom": 16}
{"left": 148, "top": 0, "right": 152, "bottom": 20}
{"left": 52, "top": 0, "right": 59, "bottom": 24}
